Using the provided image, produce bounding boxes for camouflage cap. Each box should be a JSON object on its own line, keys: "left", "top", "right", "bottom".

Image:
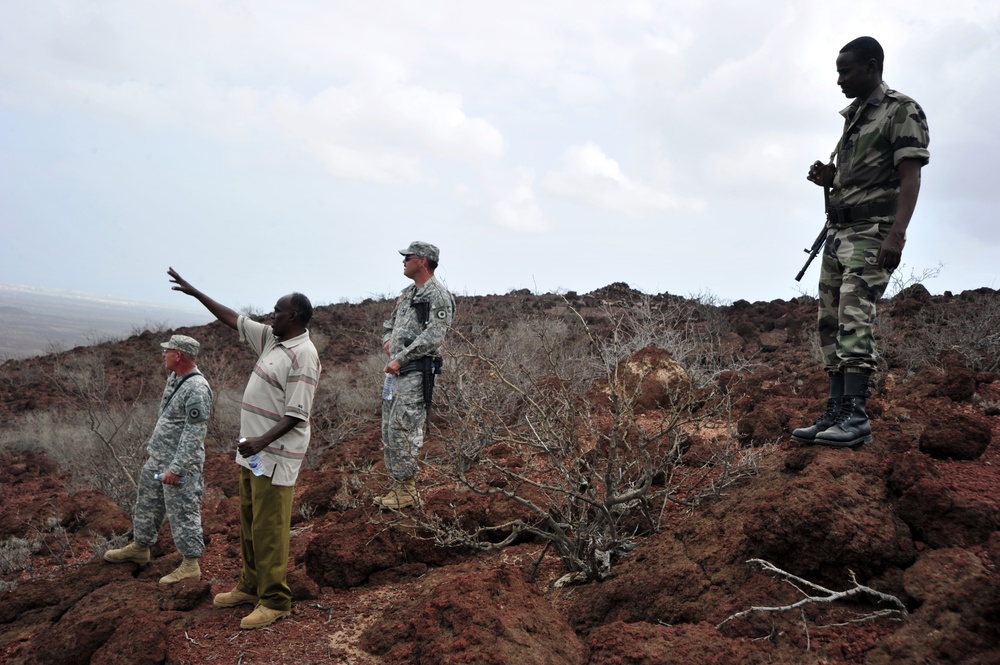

{"left": 399, "top": 241, "right": 440, "bottom": 264}
{"left": 160, "top": 334, "right": 200, "bottom": 358}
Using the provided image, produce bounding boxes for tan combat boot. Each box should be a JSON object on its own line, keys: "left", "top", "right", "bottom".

{"left": 214, "top": 588, "right": 259, "bottom": 608}
{"left": 240, "top": 604, "right": 290, "bottom": 629}
{"left": 103, "top": 541, "right": 151, "bottom": 564}
{"left": 375, "top": 479, "right": 418, "bottom": 510}
{"left": 373, "top": 481, "right": 394, "bottom": 508}
{"left": 159, "top": 557, "right": 201, "bottom": 584}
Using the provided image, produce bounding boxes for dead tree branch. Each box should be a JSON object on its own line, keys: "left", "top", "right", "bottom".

{"left": 717, "top": 558, "right": 908, "bottom": 631}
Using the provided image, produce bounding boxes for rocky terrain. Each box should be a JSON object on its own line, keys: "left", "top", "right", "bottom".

{"left": 0, "top": 283, "right": 998, "bottom": 664}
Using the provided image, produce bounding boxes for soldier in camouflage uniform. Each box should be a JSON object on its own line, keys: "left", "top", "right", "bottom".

{"left": 104, "top": 334, "right": 213, "bottom": 584}
{"left": 793, "top": 36, "right": 929, "bottom": 448}
{"left": 376, "top": 241, "right": 455, "bottom": 509}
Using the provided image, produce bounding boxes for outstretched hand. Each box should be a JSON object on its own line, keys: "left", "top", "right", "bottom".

{"left": 168, "top": 267, "right": 195, "bottom": 296}
{"left": 166, "top": 267, "right": 239, "bottom": 330}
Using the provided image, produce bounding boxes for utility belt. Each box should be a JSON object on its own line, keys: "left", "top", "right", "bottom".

{"left": 399, "top": 356, "right": 443, "bottom": 375}
{"left": 398, "top": 356, "right": 443, "bottom": 431}
{"left": 827, "top": 201, "right": 896, "bottom": 227}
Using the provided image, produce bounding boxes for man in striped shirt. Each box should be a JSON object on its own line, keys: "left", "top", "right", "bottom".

{"left": 168, "top": 267, "right": 321, "bottom": 630}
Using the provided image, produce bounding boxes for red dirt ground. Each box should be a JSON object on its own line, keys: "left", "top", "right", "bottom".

{"left": 1, "top": 285, "right": 998, "bottom": 664}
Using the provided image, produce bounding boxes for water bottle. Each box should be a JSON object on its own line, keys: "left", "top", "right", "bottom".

{"left": 247, "top": 454, "right": 266, "bottom": 476}
{"left": 154, "top": 471, "right": 187, "bottom": 485}
{"left": 382, "top": 373, "right": 397, "bottom": 401}
{"left": 240, "top": 438, "right": 267, "bottom": 477}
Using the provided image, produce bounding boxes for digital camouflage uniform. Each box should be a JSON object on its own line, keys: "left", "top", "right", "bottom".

{"left": 133, "top": 370, "right": 213, "bottom": 558}
{"left": 819, "top": 81, "right": 930, "bottom": 374}
{"left": 381, "top": 276, "right": 455, "bottom": 480}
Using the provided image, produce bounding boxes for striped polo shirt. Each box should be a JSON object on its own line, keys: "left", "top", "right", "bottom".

{"left": 237, "top": 315, "right": 321, "bottom": 486}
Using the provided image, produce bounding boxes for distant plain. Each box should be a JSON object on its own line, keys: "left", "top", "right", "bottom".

{"left": 0, "top": 286, "right": 210, "bottom": 360}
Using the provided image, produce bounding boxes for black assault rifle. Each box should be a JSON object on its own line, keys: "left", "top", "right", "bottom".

{"left": 794, "top": 178, "right": 832, "bottom": 282}
{"left": 411, "top": 301, "right": 443, "bottom": 432}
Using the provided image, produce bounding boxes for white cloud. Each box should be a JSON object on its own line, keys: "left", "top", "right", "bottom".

{"left": 268, "top": 82, "right": 504, "bottom": 184}
{"left": 491, "top": 169, "right": 551, "bottom": 232}
{"left": 0, "top": 3, "right": 506, "bottom": 185}
{"left": 543, "top": 143, "right": 703, "bottom": 218}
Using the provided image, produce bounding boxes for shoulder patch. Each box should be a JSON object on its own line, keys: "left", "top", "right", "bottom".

{"left": 436, "top": 309, "right": 447, "bottom": 319}
{"left": 189, "top": 408, "right": 201, "bottom": 420}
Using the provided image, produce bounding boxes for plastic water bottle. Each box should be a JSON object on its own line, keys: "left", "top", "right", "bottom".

{"left": 240, "top": 438, "right": 267, "bottom": 477}
{"left": 247, "top": 454, "right": 266, "bottom": 476}
{"left": 382, "top": 373, "right": 397, "bottom": 401}
{"left": 154, "top": 472, "right": 187, "bottom": 485}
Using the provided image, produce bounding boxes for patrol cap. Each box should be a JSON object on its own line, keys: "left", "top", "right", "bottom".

{"left": 160, "top": 334, "right": 200, "bottom": 358}
{"left": 399, "top": 241, "right": 440, "bottom": 264}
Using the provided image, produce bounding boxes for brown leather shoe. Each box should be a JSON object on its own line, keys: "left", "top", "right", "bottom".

{"left": 213, "top": 588, "right": 259, "bottom": 608}
{"left": 240, "top": 604, "right": 290, "bottom": 629}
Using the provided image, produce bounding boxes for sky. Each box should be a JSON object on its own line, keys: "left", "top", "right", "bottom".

{"left": 1, "top": 0, "right": 998, "bottom": 320}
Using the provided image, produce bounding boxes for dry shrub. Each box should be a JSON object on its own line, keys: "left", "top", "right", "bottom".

{"left": 0, "top": 537, "right": 32, "bottom": 576}
{"left": 307, "top": 354, "right": 384, "bottom": 469}
{"left": 2, "top": 405, "right": 155, "bottom": 510}
{"left": 1, "top": 346, "right": 230, "bottom": 510}
{"left": 415, "top": 296, "right": 754, "bottom": 581}
{"left": 880, "top": 288, "right": 1000, "bottom": 373}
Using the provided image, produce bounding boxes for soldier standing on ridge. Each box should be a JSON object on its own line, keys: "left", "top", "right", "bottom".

{"left": 792, "top": 36, "right": 929, "bottom": 447}
{"left": 376, "top": 241, "right": 455, "bottom": 509}
{"left": 104, "top": 334, "right": 213, "bottom": 585}
{"left": 167, "top": 268, "right": 321, "bottom": 630}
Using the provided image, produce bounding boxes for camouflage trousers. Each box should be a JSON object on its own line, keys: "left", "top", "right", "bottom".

{"left": 817, "top": 220, "right": 892, "bottom": 374}
{"left": 381, "top": 372, "right": 426, "bottom": 480}
{"left": 133, "top": 459, "right": 205, "bottom": 558}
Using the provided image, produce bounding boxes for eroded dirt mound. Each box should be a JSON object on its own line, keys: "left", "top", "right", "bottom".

{"left": 865, "top": 544, "right": 1000, "bottom": 664}
{"left": 359, "top": 562, "right": 586, "bottom": 665}
{"left": 0, "top": 561, "right": 209, "bottom": 665}
{"left": 742, "top": 449, "right": 916, "bottom": 580}
{"left": 587, "top": 621, "right": 759, "bottom": 665}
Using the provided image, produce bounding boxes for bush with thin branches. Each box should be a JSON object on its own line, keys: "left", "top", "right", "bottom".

{"left": 880, "top": 288, "right": 1000, "bottom": 373}
{"left": 409, "top": 296, "right": 756, "bottom": 581}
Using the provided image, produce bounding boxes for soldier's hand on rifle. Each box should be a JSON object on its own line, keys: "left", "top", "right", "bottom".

{"left": 807, "top": 160, "right": 834, "bottom": 187}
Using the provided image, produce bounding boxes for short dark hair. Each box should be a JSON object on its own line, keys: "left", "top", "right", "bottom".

{"left": 840, "top": 36, "right": 884, "bottom": 72}
{"left": 427, "top": 258, "right": 438, "bottom": 272}
{"left": 289, "top": 292, "right": 313, "bottom": 325}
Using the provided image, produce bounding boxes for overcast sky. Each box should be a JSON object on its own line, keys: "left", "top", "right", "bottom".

{"left": 1, "top": 1, "right": 998, "bottom": 319}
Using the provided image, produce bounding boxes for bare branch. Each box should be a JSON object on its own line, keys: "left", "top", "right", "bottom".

{"left": 717, "top": 558, "right": 908, "bottom": 631}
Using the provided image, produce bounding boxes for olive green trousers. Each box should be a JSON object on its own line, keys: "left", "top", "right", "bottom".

{"left": 236, "top": 467, "right": 294, "bottom": 612}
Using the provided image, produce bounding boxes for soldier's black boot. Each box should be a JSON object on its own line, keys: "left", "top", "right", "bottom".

{"left": 814, "top": 372, "right": 872, "bottom": 447}
{"left": 791, "top": 373, "right": 844, "bottom": 444}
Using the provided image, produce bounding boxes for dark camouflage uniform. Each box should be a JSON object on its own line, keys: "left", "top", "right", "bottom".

{"left": 819, "top": 82, "right": 929, "bottom": 373}
{"left": 381, "top": 276, "right": 455, "bottom": 480}
{"left": 133, "top": 370, "right": 213, "bottom": 558}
